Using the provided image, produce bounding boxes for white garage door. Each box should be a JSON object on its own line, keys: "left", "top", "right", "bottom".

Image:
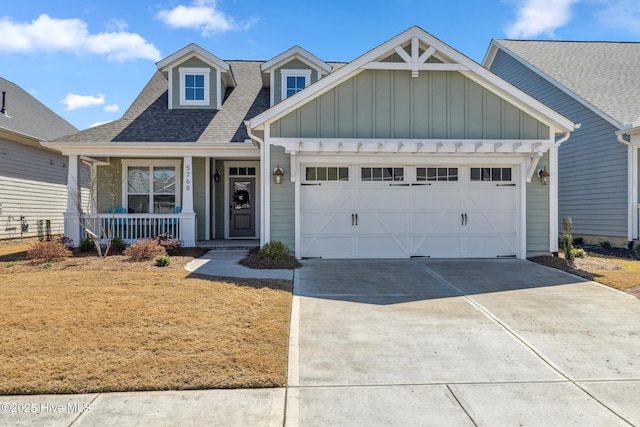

{"left": 300, "top": 165, "right": 519, "bottom": 259}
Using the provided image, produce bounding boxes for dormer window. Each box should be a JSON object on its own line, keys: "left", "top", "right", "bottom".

{"left": 281, "top": 69, "right": 311, "bottom": 100}
{"left": 179, "top": 67, "right": 210, "bottom": 106}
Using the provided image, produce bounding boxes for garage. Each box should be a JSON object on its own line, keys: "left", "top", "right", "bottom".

{"left": 300, "top": 164, "right": 519, "bottom": 259}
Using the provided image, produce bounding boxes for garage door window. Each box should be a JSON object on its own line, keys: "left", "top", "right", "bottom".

{"left": 361, "top": 167, "right": 404, "bottom": 181}
{"left": 417, "top": 167, "right": 458, "bottom": 182}
{"left": 470, "top": 167, "right": 512, "bottom": 182}
{"left": 305, "top": 167, "right": 349, "bottom": 181}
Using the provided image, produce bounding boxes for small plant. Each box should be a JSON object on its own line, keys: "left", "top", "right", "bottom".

{"left": 123, "top": 239, "right": 167, "bottom": 262}
{"left": 571, "top": 248, "right": 586, "bottom": 258}
{"left": 599, "top": 240, "right": 612, "bottom": 251}
{"left": 55, "top": 235, "right": 74, "bottom": 249}
{"left": 259, "top": 241, "right": 290, "bottom": 260}
{"left": 562, "top": 218, "right": 574, "bottom": 262}
{"left": 42, "top": 262, "right": 54, "bottom": 269}
{"left": 6, "top": 261, "right": 17, "bottom": 268}
{"left": 635, "top": 243, "right": 640, "bottom": 255}
{"left": 78, "top": 238, "right": 95, "bottom": 252}
{"left": 27, "top": 241, "right": 72, "bottom": 262}
{"left": 110, "top": 237, "right": 128, "bottom": 254}
{"left": 154, "top": 255, "right": 171, "bottom": 267}
{"left": 154, "top": 233, "right": 183, "bottom": 251}
{"left": 572, "top": 236, "right": 584, "bottom": 246}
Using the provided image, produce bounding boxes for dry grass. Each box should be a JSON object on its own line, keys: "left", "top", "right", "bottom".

{"left": 530, "top": 253, "right": 640, "bottom": 298}
{"left": 0, "top": 245, "right": 292, "bottom": 395}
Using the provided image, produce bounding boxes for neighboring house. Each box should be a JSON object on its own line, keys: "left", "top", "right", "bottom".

{"left": 0, "top": 77, "right": 79, "bottom": 241}
{"left": 46, "top": 26, "right": 576, "bottom": 259}
{"left": 484, "top": 40, "right": 640, "bottom": 248}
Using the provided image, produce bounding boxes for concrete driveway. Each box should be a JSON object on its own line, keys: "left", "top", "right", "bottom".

{"left": 287, "top": 259, "right": 640, "bottom": 426}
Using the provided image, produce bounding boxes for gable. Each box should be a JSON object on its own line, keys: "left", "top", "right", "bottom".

{"left": 270, "top": 68, "right": 549, "bottom": 140}
{"left": 273, "top": 58, "right": 319, "bottom": 105}
{"left": 169, "top": 56, "right": 218, "bottom": 110}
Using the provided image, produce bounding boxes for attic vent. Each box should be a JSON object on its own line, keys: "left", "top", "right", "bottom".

{"left": 0, "top": 91, "right": 6, "bottom": 116}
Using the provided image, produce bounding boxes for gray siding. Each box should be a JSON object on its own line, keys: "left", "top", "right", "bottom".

{"left": 273, "top": 58, "right": 319, "bottom": 105}
{"left": 214, "top": 159, "right": 224, "bottom": 238}
{"left": 270, "top": 146, "right": 295, "bottom": 251}
{"left": 271, "top": 69, "right": 549, "bottom": 140}
{"left": 0, "top": 139, "right": 80, "bottom": 240}
{"left": 490, "top": 50, "right": 628, "bottom": 239}
{"left": 171, "top": 57, "right": 218, "bottom": 110}
{"left": 526, "top": 153, "right": 550, "bottom": 254}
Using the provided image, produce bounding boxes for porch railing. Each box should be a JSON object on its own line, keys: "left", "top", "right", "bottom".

{"left": 80, "top": 213, "right": 183, "bottom": 244}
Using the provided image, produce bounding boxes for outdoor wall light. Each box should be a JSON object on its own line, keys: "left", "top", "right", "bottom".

{"left": 214, "top": 170, "right": 221, "bottom": 183}
{"left": 273, "top": 165, "right": 284, "bottom": 184}
{"left": 537, "top": 167, "right": 550, "bottom": 185}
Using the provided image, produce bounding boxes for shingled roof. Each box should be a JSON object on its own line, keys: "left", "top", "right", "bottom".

{"left": 494, "top": 40, "right": 640, "bottom": 127}
{"left": 0, "top": 77, "right": 77, "bottom": 141}
{"left": 52, "top": 61, "right": 269, "bottom": 144}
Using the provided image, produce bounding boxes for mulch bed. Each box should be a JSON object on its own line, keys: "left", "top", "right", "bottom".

{"left": 239, "top": 247, "right": 302, "bottom": 270}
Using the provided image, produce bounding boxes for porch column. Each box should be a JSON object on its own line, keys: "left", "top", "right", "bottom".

{"left": 549, "top": 145, "right": 559, "bottom": 254}
{"left": 181, "top": 156, "right": 196, "bottom": 246}
{"left": 64, "top": 154, "right": 81, "bottom": 246}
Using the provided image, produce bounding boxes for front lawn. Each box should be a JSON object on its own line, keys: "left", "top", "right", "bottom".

{"left": 0, "top": 247, "right": 292, "bottom": 395}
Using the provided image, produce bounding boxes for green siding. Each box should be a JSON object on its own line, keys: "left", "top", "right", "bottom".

{"left": 271, "top": 69, "right": 550, "bottom": 140}
{"left": 193, "top": 158, "right": 206, "bottom": 240}
{"left": 214, "top": 159, "right": 225, "bottom": 238}
{"left": 270, "top": 146, "right": 295, "bottom": 251}
{"left": 273, "top": 58, "right": 319, "bottom": 105}
{"left": 526, "top": 153, "right": 551, "bottom": 254}
{"left": 171, "top": 57, "right": 218, "bottom": 110}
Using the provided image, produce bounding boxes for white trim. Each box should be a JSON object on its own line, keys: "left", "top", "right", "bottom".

{"left": 519, "top": 157, "right": 528, "bottom": 258}
{"left": 179, "top": 67, "right": 210, "bottom": 107}
{"left": 261, "top": 46, "right": 332, "bottom": 74}
{"left": 41, "top": 141, "right": 259, "bottom": 157}
{"left": 120, "top": 159, "right": 182, "bottom": 213}
{"left": 263, "top": 126, "right": 271, "bottom": 244}
{"left": 157, "top": 43, "right": 230, "bottom": 73}
{"left": 549, "top": 144, "right": 559, "bottom": 253}
{"left": 483, "top": 41, "right": 622, "bottom": 130}
{"left": 168, "top": 68, "right": 173, "bottom": 110}
{"left": 361, "top": 63, "right": 468, "bottom": 71}
{"left": 280, "top": 69, "right": 312, "bottom": 102}
{"left": 269, "top": 71, "right": 275, "bottom": 107}
{"left": 223, "top": 160, "right": 260, "bottom": 239}
{"left": 205, "top": 157, "right": 211, "bottom": 240}
{"left": 248, "top": 26, "right": 575, "bottom": 134}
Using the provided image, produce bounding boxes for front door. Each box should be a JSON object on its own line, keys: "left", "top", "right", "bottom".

{"left": 229, "top": 178, "right": 255, "bottom": 237}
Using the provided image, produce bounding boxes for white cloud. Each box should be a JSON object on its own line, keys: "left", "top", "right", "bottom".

{"left": 0, "top": 14, "right": 161, "bottom": 61}
{"left": 156, "top": 0, "right": 258, "bottom": 35}
{"left": 505, "top": 0, "right": 581, "bottom": 38}
{"left": 105, "top": 18, "right": 128, "bottom": 32}
{"left": 61, "top": 93, "right": 105, "bottom": 111}
{"left": 104, "top": 104, "right": 119, "bottom": 113}
{"left": 29, "top": 88, "right": 38, "bottom": 95}
{"left": 594, "top": 0, "right": 640, "bottom": 31}
{"left": 90, "top": 120, "right": 113, "bottom": 128}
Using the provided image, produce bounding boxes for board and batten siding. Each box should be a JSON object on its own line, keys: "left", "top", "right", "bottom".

{"left": 0, "top": 139, "right": 89, "bottom": 240}
{"left": 170, "top": 57, "right": 218, "bottom": 110}
{"left": 214, "top": 159, "right": 224, "bottom": 238}
{"left": 192, "top": 157, "right": 206, "bottom": 240}
{"left": 269, "top": 145, "right": 295, "bottom": 251}
{"left": 273, "top": 58, "right": 319, "bottom": 105}
{"left": 270, "top": 69, "right": 550, "bottom": 140}
{"left": 526, "top": 153, "right": 550, "bottom": 254}
{"left": 490, "top": 49, "right": 628, "bottom": 239}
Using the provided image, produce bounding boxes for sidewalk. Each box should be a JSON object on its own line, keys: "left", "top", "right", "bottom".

{"left": 184, "top": 249, "right": 294, "bottom": 280}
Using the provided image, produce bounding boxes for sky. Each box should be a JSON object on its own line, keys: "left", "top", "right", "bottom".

{"left": 0, "top": 0, "right": 638, "bottom": 131}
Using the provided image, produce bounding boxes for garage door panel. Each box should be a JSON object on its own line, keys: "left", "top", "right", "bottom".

{"left": 465, "top": 212, "right": 517, "bottom": 234}
{"left": 358, "top": 212, "right": 409, "bottom": 234}
{"left": 466, "top": 187, "right": 515, "bottom": 210}
{"left": 301, "top": 186, "right": 351, "bottom": 211}
{"left": 412, "top": 236, "right": 464, "bottom": 258}
{"left": 302, "top": 212, "right": 353, "bottom": 235}
{"left": 412, "top": 187, "right": 463, "bottom": 210}
{"left": 356, "top": 187, "right": 409, "bottom": 211}
{"left": 302, "top": 236, "right": 353, "bottom": 259}
{"left": 356, "top": 236, "right": 409, "bottom": 258}
{"left": 413, "top": 212, "right": 463, "bottom": 234}
{"left": 466, "top": 235, "right": 517, "bottom": 258}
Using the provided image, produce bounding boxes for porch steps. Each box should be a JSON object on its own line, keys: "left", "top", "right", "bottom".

{"left": 196, "top": 240, "right": 260, "bottom": 251}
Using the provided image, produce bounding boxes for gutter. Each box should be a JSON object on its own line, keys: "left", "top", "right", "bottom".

{"left": 244, "top": 120, "right": 263, "bottom": 148}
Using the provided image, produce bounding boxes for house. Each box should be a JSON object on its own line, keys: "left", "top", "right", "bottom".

{"left": 484, "top": 40, "right": 640, "bottom": 248}
{"left": 0, "top": 77, "right": 79, "bottom": 241}
{"left": 46, "top": 26, "right": 576, "bottom": 259}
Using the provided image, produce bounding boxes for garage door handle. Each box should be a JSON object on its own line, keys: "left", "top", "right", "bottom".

{"left": 389, "top": 183, "right": 410, "bottom": 186}
{"left": 464, "top": 213, "right": 468, "bottom": 225}
{"left": 352, "top": 214, "right": 355, "bottom": 226}
{"left": 496, "top": 183, "right": 516, "bottom": 187}
{"left": 355, "top": 214, "right": 358, "bottom": 226}
{"left": 461, "top": 213, "right": 464, "bottom": 226}
{"left": 411, "top": 183, "right": 432, "bottom": 186}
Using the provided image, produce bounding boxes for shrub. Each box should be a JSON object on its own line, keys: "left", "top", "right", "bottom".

{"left": 572, "top": 237, "right": 584, "bottom": 246}
{"left": 6, "top": 261, "right": 17, "bottom": 268}
{"left": 123, "top": 239, "right": 166, "bottom": 261}
{"left": 27, "top": 241, "right": 72, "bottom": 262}
{"left": 42, "top": 262, "right": 54, "bottom": 269}
{"left": 110, "top": 237, "right": 128, "bottom": 254}
{"left": 78, "top": 238, "right": 95, "bottom": 252}
{"left": 55, "top": 235, "right": 74, "bottom": 249}
{"left": 571, "top": 248, "right": 586, "bottom": 258}
{"left": 635, "top": 243, "right": 640, "bottom": 255}
{"left": 259, "top": 241, "right": 290, "bottom": 260}
{"left": 599, "top": 240, "right": 612, "bottom": 251}
{"left": 154, "top": 255, "right": 171, "bottom": 267}
{"left": 154, "top": 233, "right": 183, "bottom": 251}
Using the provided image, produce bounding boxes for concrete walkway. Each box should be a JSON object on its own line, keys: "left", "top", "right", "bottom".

{"left": 184, "top": 249, "right": 294, "bottom": 280}
{"left": 2, "top": 258, "right": 640, "bottom": 426}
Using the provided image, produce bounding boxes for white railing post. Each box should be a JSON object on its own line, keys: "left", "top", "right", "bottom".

{"left": 64, "top": 155, "right": 81, "bottom": 246}
{"left": 182, "top": 157, "right": 196, "bottom": 247}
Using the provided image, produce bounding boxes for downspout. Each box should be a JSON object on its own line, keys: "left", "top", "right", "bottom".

{"left": 617, "top": 130, "right": 636, "bottom": 242}
{"left": 245, "top": 121, "right": 267, "bottom": 245}
{"left": 549, "top": 129, "right": 574, "bottom": 254}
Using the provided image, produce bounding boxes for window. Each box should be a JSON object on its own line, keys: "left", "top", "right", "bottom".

{"left": 305, "top": 167, "right": 349, "bottom": 181}
{"left": 179, "top": 67, "right": 210, "bottom": 106}
{"left": 361, "top": 167, "right": 404, "bottom": 182}
{"left": 280, "top": 69, "right": 311, "bottom": 100}
{"left": 123, "top": 161, "right": 181, "bottom": 213}
{"left": 470, "top": 167, "right": 513, "bottom": 182}
{"left": 417, "top": 167, "right": 458, "bottom": 182}
{"left": 229, "top": 167, "right": 256, "bottom": 176}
